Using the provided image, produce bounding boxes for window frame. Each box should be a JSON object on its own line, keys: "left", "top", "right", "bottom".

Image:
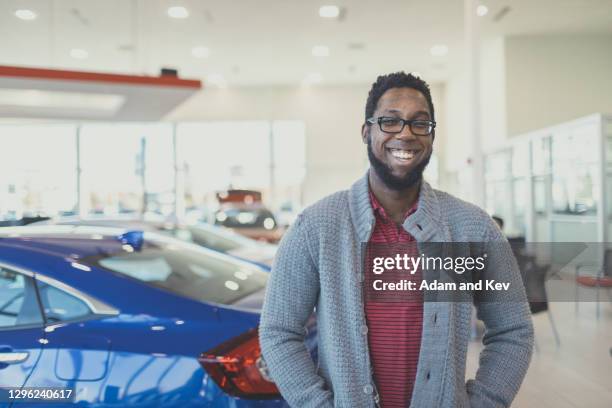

{"left": 0, "top": 264, "right": 44, "bottom": 331}
{"left": 0, "top": 261, "right": 119, "bottom": 331}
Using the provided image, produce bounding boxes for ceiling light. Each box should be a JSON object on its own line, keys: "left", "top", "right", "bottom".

{"left": 191, "top": 46, "right": 210, "bottom": 58}
{"left": 312, "top": 45, "right": 330, "bottom": 57}
{"left": 430, "top": 44, "right": 448, "bottom": 57}
{"left": 476, "top": 5, "right": 488, "bottom": 17}
{"left": 319, "top": 5, "right": 340, "bottom": 18}
{"left": 167, "top": 6, "right": 189, "bottom": 19}
{"left": 70, "top": 48, "right": 89, "bottom": 59}
{"left": 15, "top": 9, "right": 37, "bottom": 20}
{"left": 302, "top": 73, "right": 323, "bottom": 85}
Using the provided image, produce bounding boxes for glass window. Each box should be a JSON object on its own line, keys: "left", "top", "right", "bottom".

{"left": 551, "top": 129, "right": 598, "bottom": 215}
{"left": 37, "top": 282, "right": 92, "bottom": 323}
{"left": 79, "top": 123, "right": 174, "bottom": 216}
{"left": 88, "top": 238, "right": 267, "bottom": 305}
{"left": 531, "top": 136, "right": 551, "bottom": 176}
{"left": 177, "top": 122, "right": 272, "bottom": 213}
{"left": 0, "top": 124, "right": 77, "bottom": 220}
{"left": 177, "top": 121, "right": 306, "bottom": 221}
{"left": 485, "top": 181, "right": 511, "bottom": 223}
{"left": 512, "top": 178, "right": 528, "bottom": 237}
{"left": 484, "top": 150, "right": 511, "bottom": 182}
{"left": 0, "top": 268, "right": 43, "bottom": 328}
{"left": 512, "top": 143, "right": 529, "bottom": 178}
{"left": 533, "top": 177, "right": 548, "bottom": 215}
{"left": 552, "top": 164, "right": 598, "bottom": 215}
{"left": 271, "top": 121, "right": 307, "bottom": 209}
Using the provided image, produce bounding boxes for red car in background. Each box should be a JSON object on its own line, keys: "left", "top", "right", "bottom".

{"left": 215, "top": 190, "right": 285, "bottom": 243}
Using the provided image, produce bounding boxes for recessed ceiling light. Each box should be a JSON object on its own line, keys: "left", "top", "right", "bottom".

{"left": 319, "top": 5, "right": 340, "bottom": 18}
{"left": 167, "top": 6, "right": 189, "bottom": 19}
{"left": 70, "top": 48, "right": 89, "bottom": 59}
{"left": 312, "top": 45, "right": 330, "bottom": 57}
{"left": 191, "top": 46, "right": 210, "bottom": 58}
{"left": 15, "top": 9, "right": 37, "bottom": 20}
{"left": 303, "top": 73, "right": 323, "bottom": 85}
{"left": 430, "top": 45, "right": 448, "bottom": 57}
{"left": 476, "top": 5, "right": 488, "bottom": 17}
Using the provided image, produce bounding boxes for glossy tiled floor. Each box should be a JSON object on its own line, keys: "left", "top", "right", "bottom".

{"left": 467, "top": 301, "right": 612, "bottom": 407}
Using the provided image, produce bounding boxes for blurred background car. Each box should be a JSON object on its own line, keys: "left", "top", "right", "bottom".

{"left": 214, "top": 204, "right": 284, "bottom": 244}
{"left": 0, "top": 226, "right": 316, "bottom": 407}
{"left": 33, "top": 216, "right": 278, "bottom": 268}
{"left": 214, "top": 189, "right": 285, "bottom": 244}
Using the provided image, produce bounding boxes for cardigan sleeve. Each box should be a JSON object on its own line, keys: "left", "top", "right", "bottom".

{"left": 466, "top": 219, "right": 534, "bottom": 408}
{"left": 259, "top": 214, "right": 334, "bottom": 408}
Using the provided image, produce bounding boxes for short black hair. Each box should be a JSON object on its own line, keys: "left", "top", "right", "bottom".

{"left": 365, "top": 72, "right": 435, "bottom": 122}
{"left": 492, "top": 215, "right": 504, "bottom": 229}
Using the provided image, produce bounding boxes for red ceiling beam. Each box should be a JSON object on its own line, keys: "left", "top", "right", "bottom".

{"left": 0, "top": 65, "right": 202, "bottom": 89}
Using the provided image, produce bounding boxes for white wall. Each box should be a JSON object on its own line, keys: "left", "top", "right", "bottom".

{"left": 506, "top": 34, "right": 612, "bottom": 137}
{"left": 443, "top": 33, "right": 612, "bottom": 201}
{"left": 168, "top": 83, "right": 445, "bottom": 206}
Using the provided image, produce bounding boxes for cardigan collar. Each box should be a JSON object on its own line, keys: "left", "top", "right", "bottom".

{"left": 348, "top": 170, "right": 446, "bottom": 242}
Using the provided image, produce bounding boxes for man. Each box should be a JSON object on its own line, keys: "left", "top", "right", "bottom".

{"left": 260, "top": 72, "right": 533, "bottom": 408}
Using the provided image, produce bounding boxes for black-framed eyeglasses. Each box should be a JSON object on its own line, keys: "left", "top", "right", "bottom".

{"left": 366, "top": 116, "right": 436, "bottom": 136}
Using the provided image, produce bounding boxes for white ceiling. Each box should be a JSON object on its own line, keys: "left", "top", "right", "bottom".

{"left": 1, "top": 0, "right": 611, "bottom": 87}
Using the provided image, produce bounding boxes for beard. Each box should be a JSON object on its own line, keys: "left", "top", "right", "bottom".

{"left": 367, "top": 135, "right": 431, "bottom": 191}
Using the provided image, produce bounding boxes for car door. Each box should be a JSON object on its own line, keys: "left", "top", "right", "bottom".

{"left": 0, "top": 265, "right": 45, "bottom": 405}
{"left": 22, "top": 275, "right": 116, "bottom": 407}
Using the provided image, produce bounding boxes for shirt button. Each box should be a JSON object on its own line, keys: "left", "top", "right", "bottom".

{"left": 363, "top": 384, "right": 373, "bottom": 395}
{"left": 360, "top": 324, "right": 368, "bottom": 335}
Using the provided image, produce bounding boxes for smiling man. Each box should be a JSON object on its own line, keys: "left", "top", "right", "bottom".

{"left": 260, "top": 72, "right": 533, "bottom": 408}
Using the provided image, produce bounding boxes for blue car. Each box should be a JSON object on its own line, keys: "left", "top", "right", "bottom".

{"left": 0, "top": 226, "right": 315, "bottom": 407}
{"left": 34, "top": 217, "right": 278, "bottom": 269}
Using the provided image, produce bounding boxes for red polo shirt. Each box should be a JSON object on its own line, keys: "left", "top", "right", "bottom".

{"left": 365, "top": 191, "right": 423, "bottom": 407}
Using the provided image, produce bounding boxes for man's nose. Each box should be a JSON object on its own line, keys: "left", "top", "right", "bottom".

{"left": 395, "top": 123, "right": 417, "bottom": 140}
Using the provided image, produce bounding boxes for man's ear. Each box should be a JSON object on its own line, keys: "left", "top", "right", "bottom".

{"left": 361, "top": 123, "right": 369, "bottom": 144}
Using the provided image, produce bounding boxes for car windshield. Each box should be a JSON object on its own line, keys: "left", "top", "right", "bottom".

{"left": 84, "top": 237, "right": 267, "bottom": 305}
{"left": 185, "top": 224, "right": 264, "bottom": 253}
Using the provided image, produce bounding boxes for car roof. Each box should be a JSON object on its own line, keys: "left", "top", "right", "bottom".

{"left": 35, "top": 214, "right": 169, "bottom": 228}
{"left": 0, "top": 225, "right": 136, "bottom": 258}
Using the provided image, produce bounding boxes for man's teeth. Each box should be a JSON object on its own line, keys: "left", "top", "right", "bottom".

{"left": 390, "top": 149, "right": 416, "bottom": 160}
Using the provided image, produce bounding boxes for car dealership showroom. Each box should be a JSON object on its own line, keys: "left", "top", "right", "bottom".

{"left": 0, "top": 1, "right": 611, "bottom": 407}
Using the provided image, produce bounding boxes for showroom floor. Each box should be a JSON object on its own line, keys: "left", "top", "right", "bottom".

{"left": 466, "top": 301, "right": 612, "bottom": 407}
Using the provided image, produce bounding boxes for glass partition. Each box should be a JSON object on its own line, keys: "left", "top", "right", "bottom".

{"left": 551, "top": 124, "right": 598, "bottom": 216}
{"left": 486, "top": 114, "right": 608, "bottom": 243}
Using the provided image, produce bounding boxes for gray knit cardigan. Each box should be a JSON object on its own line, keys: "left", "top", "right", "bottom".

{"left": 260, "top": 172, "right": 534, "bottom": 408}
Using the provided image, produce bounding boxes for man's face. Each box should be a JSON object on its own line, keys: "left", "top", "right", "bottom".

{"left": 362, "top": 87, "right": 434, "bottom": 190}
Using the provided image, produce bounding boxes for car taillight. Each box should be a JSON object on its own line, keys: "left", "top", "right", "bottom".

{"left": 198, "top": 328, "right": 280, "bottom": 399}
